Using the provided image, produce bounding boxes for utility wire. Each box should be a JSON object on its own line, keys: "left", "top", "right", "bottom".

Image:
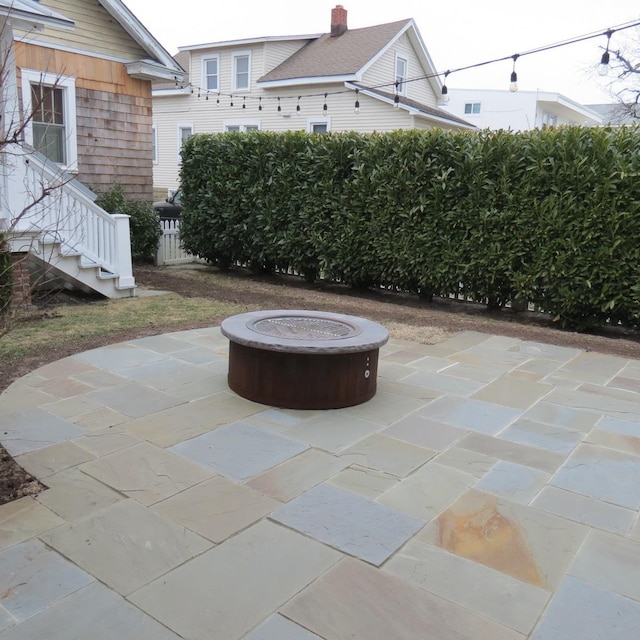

{"left": 179, "top": 18, "right": 640, "bottom": 106}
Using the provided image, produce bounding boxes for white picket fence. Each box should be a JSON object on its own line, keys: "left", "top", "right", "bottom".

{"left": 157, "top": 219, "right": 199, "bottom": 265}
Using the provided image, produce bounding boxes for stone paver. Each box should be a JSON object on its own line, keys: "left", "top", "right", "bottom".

{"left": 2, "top": 328, "right": 640, "bottom": 639}
{"left": 242, "top": 615, "right": 323, "bottom": 640}
{"left": 550, "top": 443, "right": 640, "bottom": 510}
{"left": 531, "top": 576, "right": 640, "bottom": 640}
{"left": 270, "top": 483, "right": 424, "bottom": 566}
{"left": 418, "top": 396, "right": 522, "bottom": 435}
{"left": 40, "top": 499, "right": 211, "bottom": 595}
{"left": 385, "top": 539, "right": 550, "bottom": 635}
{"left": 281, "top": 558, "right": 524, "bottom": 640}
{"left": 1, "top": 408, "right": 86, "bottom": 456}
{"left": 420, "top": 489, "right": 588, "bottom": 590}
{"left": 0, "top": 582, "right": 181, "bottom": 640}
{"left": 79, "top": 441, "right": 213, "bottom": 505}
{"left": 168, "top": 422, "right": 308, "bottom": 482}
{"left": 0, "top": 539, "right": 93, "bottom": 622}
{"left": 129, "top": 520, "right": 339, "bottom": 640}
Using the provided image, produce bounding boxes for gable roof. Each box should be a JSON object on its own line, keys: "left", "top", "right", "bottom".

{"left": 349, "top": 83, "right": 476, "bottom": 130}
{"left": 2, "top": 0, "right": 185, "bottom": 81}
{"left": 98, "top": 0, "right": 184, "bottom": 78}
{"left": 259, "top": 19, "right": 411, "bottom": 84}
{"left": 0, "top": 0, "right": 74, "bottom": 30}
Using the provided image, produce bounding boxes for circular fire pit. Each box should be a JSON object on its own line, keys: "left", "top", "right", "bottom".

{"left": 220, "top": 310, "right": 389, "bottom": 409}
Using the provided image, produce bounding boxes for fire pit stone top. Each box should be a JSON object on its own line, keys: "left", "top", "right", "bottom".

{"left": 221, "top": 310, "right": 389, "bottom": 354}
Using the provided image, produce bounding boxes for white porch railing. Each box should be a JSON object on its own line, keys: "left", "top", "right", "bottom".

{"left": 6, "top": 148, "right": 134, "bottom": 289}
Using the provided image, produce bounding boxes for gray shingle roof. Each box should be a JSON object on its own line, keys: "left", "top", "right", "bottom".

{"left": 258, "top": 19, "right": 411, "bottom": 83}
{"left": 353, "top": 84, "right": 476, "bottom": 129}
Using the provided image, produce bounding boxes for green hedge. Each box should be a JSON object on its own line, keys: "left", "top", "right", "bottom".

{"left": 179, "top": 127, "right": 640, "bottom": 331}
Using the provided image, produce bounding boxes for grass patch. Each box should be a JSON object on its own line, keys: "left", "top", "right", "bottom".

{"left": 0, "top": 294, "right": 247, "bottom": 360}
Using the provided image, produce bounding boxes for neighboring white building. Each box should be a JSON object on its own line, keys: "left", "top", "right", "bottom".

{"left": 442, "top": 88, "right": 603, "bottom": 131}
{"left": 587, "top": 103, "right": 639, "bottom": 126}
{"left": 152, "top": 5, "right": 474, "bottom": 195}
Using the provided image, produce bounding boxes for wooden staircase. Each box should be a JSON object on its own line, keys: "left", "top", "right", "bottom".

{"left": 4, "top": 149, "right": 136, "bottom": 298}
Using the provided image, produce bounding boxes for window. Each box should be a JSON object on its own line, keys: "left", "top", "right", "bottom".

{"left": 202, "top": 57, "right": 219, "bottom": 91}
{"left": 21, "top": 69, "right": 77, "bottom": 170}
{"left": 233, "top": 52, "right": 251, "bottom": 91}
{"left": 307, "top": 117, "right": 330, "bottom": 133}
{"left": 464, "top": 102, "right": 481, "bottom": 115}
{"left": 152, "top": 125, "right": 158, "bottom": 164}
{"left": 395, "top": 55, "right": 408, "bottom": 95}
{"left": 223, "top": 121, "right": 260, "bottom": 133}
{"left": 177, "top": 123, "right": 193, "bottom": 160}
{"left": 31, "top": 84, "right": 65, "bottom": 163}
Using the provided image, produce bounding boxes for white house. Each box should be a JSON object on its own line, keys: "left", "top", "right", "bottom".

{"left": 152, "top": 5, "right": 475, "bottom": 196}
{"left": 1, "top": 0, "right": 184, "bottom": 305}
{"left": 442, "top": 88, "right": 603, "bottom": 131}
{"left": 587, "top": 103, "right": 638, "bottom": 126}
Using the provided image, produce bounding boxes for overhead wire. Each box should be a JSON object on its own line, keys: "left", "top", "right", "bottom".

{"left": 174, "top": 18, "right": 640, "bottom": 111}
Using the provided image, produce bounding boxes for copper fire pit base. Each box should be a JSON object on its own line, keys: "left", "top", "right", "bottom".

{"left": 221, "top": 310, "right": 389, "bottom": 410}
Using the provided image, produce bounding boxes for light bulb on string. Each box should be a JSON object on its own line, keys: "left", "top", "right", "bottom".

{"left": 258, "top": 97, "right": 262, "bottom": 111}
{"left": 354, "top": 88, "right": 360, "bottom": 114}
{"left": 441, "top": 71, "right": 450, "bottom": 104}
{"left": 393, "top": 82, "right": 400, "bottom": 108}
{"left": 297, "top": 96, "right": 301, "bottom": 113}
{"left": 216, "top": 93, "right": 220, "bottom": 105}
{"left": 230, "top": 95, "right": 234, "bottom": 107}
{"left": 509, "top": 54, "right": 519, "bottom": 92}
{"left": 598, "top": 30, "right": 613, "bottom": 76}
{"left": 277, "top": 97, "right": 281, "bottom": 113}
{"left": 242, "top": 96, "right": 246, "bottom": 109}
{"left": 323, "top": 93, "right": 328, "bottom": 114}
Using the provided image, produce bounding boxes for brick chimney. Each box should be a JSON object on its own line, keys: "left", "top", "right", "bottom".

{"left": 331, "top": 5, "right": 348, "bottom": 37}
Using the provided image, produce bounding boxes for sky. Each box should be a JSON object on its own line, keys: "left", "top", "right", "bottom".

{"left": 123, "top": 0, "right": 640, "bottom": 105}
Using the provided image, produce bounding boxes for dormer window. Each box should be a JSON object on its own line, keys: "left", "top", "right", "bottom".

{"left": 395, "top": 55, "right": 408, "bottom": 95}
{"left": 233, "top": 52, "right": 251, "bottom": 91}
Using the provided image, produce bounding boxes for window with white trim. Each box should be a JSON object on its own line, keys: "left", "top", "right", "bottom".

{"left": 395, "top": 55, "right": 408, "bottom": 95}
{"left": 21, "top": 69, "right": 77, "bottom": 170}
{"left": 202, "top": 56, "right": 219, "bottom": 92}
{"left": 233, "top": 51, "right": 251, "bottom": 91}
{"left": 307, "top": 117, "right": 331, "bottom": 133}
{"left": 223, "top": 120, "right": 260, "bottom": 133}
{"left": 464, "top": 102, "right": 481, "bottom": 115}
{"left": 177, "top": 123, "right": 193, "bottom": 160}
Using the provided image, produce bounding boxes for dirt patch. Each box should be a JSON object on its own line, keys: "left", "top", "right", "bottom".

{"left": 2, "top": 263, "right": 640, "bottom": 506}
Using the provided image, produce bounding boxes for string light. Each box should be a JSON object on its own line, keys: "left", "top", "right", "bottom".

{"left": 296, "top": 96, "right": 301, "bottom": 112}
{"left": 242, "top": 96, "right": 246, "bottom": 109}
{"left": 354, "top": 88, "right": 360, "bottom": 114}
{"left": 393, "top": 81, "right": 400, "bottom": 109}
{"left": 509, "top": 54, "right": 519, "bottom": 92}
{"left": 177, "top": 19, "right": 640, "bottom": 116}
{"left": 598, "top": 29, "right": 613, "bottom": 76}
{"left": 441, "top": 71, "right": 450, "bottom": 103}
{"left": 277, "top": 97, "right": 281, "bottom": 112}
